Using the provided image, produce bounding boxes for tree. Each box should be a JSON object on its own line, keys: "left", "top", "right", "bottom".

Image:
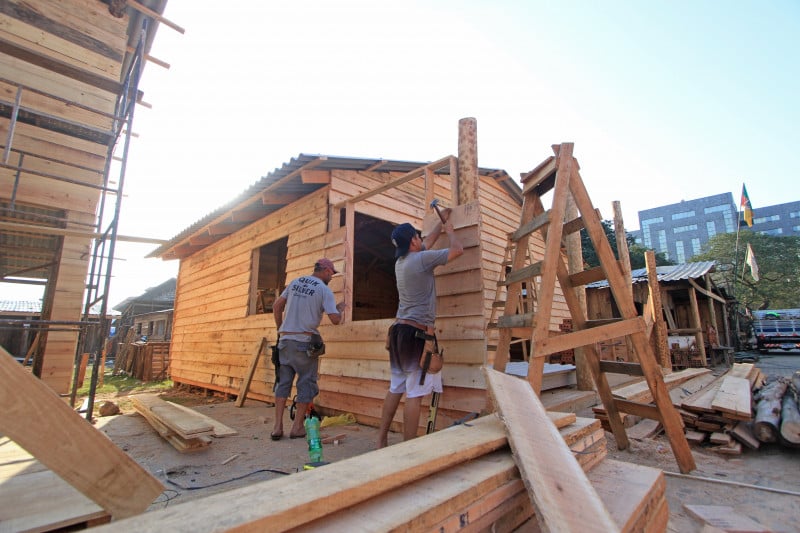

{"left": 580, "top": 219, "right": 672, "bottom": 269}
{"left": 693, "top": 232, "right": 800, "bottom": 310}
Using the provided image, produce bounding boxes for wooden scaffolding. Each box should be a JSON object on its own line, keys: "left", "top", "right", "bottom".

{"left": 491, "top": 143, "right": 696, "bottom": 474}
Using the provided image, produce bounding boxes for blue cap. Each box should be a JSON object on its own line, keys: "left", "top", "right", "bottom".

{"left": 391, "top": 223, "right": 417, "bottom": 258}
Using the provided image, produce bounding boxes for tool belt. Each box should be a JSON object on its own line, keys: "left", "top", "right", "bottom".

{"left": 418, "top": 332, "right": 443, "bottom": 382}
{"left": 387, "top": 320, "right": 443, "bottom": 382}
{"left": 307, "top": 333, "right": 325, "bottom": 357}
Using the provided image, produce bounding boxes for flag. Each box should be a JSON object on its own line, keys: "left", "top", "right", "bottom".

{"left": 745, "top": 243, "right": 759, "bottom": 282}
{"left": 740, "top": 183, "right": 753, "bottom": 227}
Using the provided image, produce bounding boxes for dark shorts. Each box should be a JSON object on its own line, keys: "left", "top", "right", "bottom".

{"left": 389, "top": 324, "right": 425, "bottom": 373}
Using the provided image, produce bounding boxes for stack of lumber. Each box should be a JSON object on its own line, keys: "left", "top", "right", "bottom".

{"left": 593, "top": 367, "right": 713, "bottom": 430}
{"left": 131, "top": 394, "right": 237, "bottom": 453}
{"left": 101, "top": 370, "right": 668, "bottom": 532}
{"left": 676, "top": 363, "right": 764, "bottom": 454}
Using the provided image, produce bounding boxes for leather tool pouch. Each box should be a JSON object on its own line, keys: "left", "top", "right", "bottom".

{"left": 419, "top": 334, "right": 443, "bottom": 375}
{"left": 307, "top": 333, "right": 326, "bottom": 357}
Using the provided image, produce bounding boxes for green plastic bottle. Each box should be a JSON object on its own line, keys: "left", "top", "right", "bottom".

{"left": 304, "top": 415, "right": 323, "bottom": 463}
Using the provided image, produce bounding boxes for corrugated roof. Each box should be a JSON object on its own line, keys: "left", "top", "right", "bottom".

{"left": 586, "top": 261, "right": 718, "bottom": 289}
{"left": 148, "top": 154, "right": 520, "bottom": 260}
{"left": 0, "top": 300, "right": 41, "bottom": 314}
{"left": 0, "top": 300, "right": 119, "bottom": 316}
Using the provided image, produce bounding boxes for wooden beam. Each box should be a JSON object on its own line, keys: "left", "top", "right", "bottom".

{"left": 262, "top": 191, "right": 304, "bottom": 205}
{"left": 0, "top": 348, "right": 163, "bottom": 518}
{"left": 332, "top": 155, "right": 452, "bottom": 209}
{"left": 534, "top": 317, "right": 647, "bottom": 359}
{"left": 126, "top": 1, "right": 186, "bottom": 34}
{"left": 484, "top": 367, "right": 619, "bottom": 532}
{"left": 0, "top": 221, "right": 167, "bottom": 245}
{"left": 299, "top": 169, "right": 330, "bottom": 184}
{"left": 688, "top": 278, "right": 727, "bottom": 304}
{"left": 646, "top": 250, "right": 671, "bottom": 369}
{"left": 208, "top": 220, "right": 245, "bottom": 236}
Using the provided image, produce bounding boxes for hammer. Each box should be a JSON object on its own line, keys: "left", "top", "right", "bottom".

{"left": 430, "top": 198, "right": 447, "bottom": 224}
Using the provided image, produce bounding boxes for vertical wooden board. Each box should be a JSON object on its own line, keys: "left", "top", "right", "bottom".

{"left": 0, "top": 349, "right": 164, "bottom": 518}
{"left": 483, "top": 367, "right": 619, "bottom": 532}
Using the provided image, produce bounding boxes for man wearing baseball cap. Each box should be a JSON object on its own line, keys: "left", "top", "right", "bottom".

{"left": 377, "top": 210, "right": 463, "bottom": 447}
{"left": 271, "top": 258, "right": 345, "bottom": 440}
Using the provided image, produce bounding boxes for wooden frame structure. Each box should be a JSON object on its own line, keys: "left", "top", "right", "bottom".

{"left": 491, "top": 143, "right": 695, "bottom": 473}
{"left": 0, "top": 0, "right": 175, "bottom": 397}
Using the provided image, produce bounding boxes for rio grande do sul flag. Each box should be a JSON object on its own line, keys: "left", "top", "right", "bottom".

{"left": 740, "top": 184, "right": 753, "bottom": 227}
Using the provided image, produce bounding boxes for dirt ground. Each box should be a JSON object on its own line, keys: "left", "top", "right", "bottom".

{"left": 93, "top": 353, "right": 800, "bottom": 532}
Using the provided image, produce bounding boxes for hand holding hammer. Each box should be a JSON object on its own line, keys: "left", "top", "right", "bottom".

{"left": 430, "top": 198, "right": 452, "bottom": 226}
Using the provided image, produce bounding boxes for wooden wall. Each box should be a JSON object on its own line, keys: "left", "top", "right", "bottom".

{"left": 169, "top": 169, "right": 571, "bottom": 432}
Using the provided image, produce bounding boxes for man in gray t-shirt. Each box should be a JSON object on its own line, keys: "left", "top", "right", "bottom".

{"left": 377, "top": 212, "right": 463, "bottom": 448}
{"left": 271, "top": 258, "right": 345, "bottom": 440}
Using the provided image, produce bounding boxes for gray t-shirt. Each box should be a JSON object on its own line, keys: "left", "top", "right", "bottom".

{"left": 278, "top": 274, "right": 338, "bottom": 339}
{"left": 395, "top": 248, "right": 450, "bottom": 326}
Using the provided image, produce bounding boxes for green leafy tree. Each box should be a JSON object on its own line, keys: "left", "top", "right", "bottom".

{"left": 580, "top": 219, "right": 672, "bottom": 269}
{"left": 693, "top": 232, "right": 800, "bottom": 310}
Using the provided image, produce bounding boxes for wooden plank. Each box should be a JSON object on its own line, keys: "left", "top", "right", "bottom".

{"left": 682, "top": 377, "right": 724, "bottom": 414}
{"left": 93, "top": 414, "right": 509, "bottom": 532}
{"left": 0, "top": 348, "right": 164, "bottom": 518}
{"left": 683, "top": 504, "right": 771, "bottom": 532}
{"left": 165, "top": 401, "right": 238, "bottom": 437}
{"left": 533, "top": 317, "right": 646, "bottom": 358}
{"left": 614, "top": 367, "right": 712, "bottom": 402}
{"left": 236, "top": 337, "right": 267, "bottom": 407}
{"left": 483, "top": 367, "right": 619, "bottom": 532}
{"left": 627, "top": 419, "right": 663, "bottom": 440}
{"left": 130, "top": 394, "right": 213, "bottom": 438}
{"left": 711, "top": 376, "right": 752, "bottom": 420}
{"left": 292, "top": 451, "right": 519, "bottom": 532}
{"left": 730, "top": 421, "right": 760, "bottom": 450}
{"left": 588, "top": 459, "right": 666, "bottom": 533}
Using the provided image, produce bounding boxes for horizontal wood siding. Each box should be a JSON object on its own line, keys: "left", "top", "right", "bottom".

{"left": 478, "top": 176, "right": 571, "bottom": 368}
{"left": 171, "top": 169, "right": 538, "bottom": 431}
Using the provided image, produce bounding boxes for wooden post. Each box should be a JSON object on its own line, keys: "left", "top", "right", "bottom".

{"left": 688, "top": 287, "right": 707, "bottom": 366}
{"left": 457, "top": 117, "right": 478, "bottom": 205}
{"left": 612, "top": 201, "right": 635, "bottom": 362}
{"left": 236, "top": 338, "right": 268, "bottom": 407}
{"left": 565, "top": 194, "right": 591, "bottom": 390}
{"left": 645, "top": 251, "right": 671, "bottom": 370}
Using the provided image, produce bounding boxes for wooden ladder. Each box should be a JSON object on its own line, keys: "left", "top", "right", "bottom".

{"left": 487, "top": 235, "right": 538, "bottom": 363}
{"left": 492, "top": 143, "right": 696, "bottom": 474}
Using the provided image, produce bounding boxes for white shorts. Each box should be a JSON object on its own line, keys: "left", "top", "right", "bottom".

{"left": 389, "top": 367, "right": 443, "bottom": 398}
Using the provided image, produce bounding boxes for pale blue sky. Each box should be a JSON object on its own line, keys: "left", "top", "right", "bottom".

{"left": 5, "top": 1, "right": 798, "bottom": 304}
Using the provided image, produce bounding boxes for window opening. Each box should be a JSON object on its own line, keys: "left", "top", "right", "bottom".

{"left": 251, "top": 237, "right": 289, "bottom": 315}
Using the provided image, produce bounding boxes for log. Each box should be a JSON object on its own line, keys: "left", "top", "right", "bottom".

{"left": 753, "top": 378, "right": 787, "bottom": 443}
{"left": 779, "top": 391, "right": 800, "bottom": 448}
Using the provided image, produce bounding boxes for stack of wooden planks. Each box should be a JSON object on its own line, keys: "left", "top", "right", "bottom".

{"left": 131, "top": 394, "right": 237, "bottom": 453}
{"left": 676, "top": 363, "right": 764, "bottom": 454}
{"left": 100, "top": 370, "right": 668, "bottom": 532}
{"left": 593, "top": 367, "right": 713, "bottom": 430}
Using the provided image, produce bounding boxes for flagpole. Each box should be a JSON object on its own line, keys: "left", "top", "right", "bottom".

{"left": 733, "top": 203, "right": 742, "bottom": 299}
{"left": 732, "top": 183, "right": 746, "bottom": 351}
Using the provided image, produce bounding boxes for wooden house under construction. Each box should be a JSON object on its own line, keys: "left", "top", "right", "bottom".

{"left": 149, "top": 120, "right": 574, "bottom": 431}
{"left": 0, "top": 0, "right": 173, "bottom": 396}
